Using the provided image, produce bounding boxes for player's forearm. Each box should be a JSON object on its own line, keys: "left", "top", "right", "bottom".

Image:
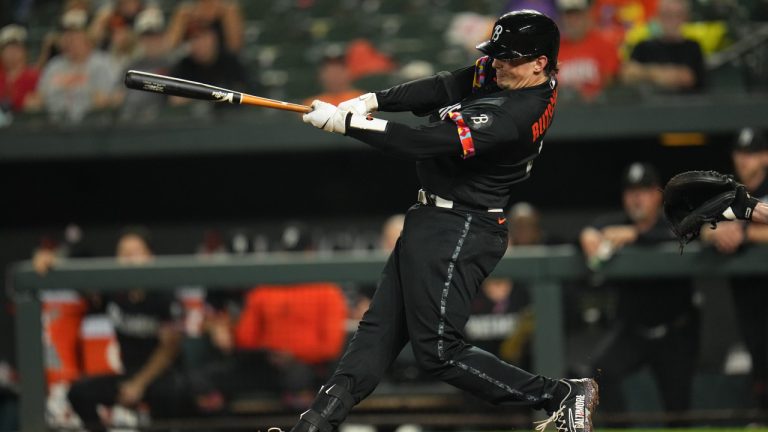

{"left": 746, "top": 222, "right": 768, "bottom": 243}
{"left": 346, "top": 119, "right": 458, "bottom": 160}
{"left": 375, "top": 66, "right": 473, "bottom": 113}
{"left": 131, "top": 328, "right": 180, "bottom": 386}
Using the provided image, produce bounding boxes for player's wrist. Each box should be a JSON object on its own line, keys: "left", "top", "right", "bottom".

{"left": 347, "top": 113, "right": 388, "bottom": 134}
{"left": 726, "top": 186, "right": 760, "bottom": 221}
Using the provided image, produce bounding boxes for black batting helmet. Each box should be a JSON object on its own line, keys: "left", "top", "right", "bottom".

{"left": 476, "top": 10, "right": 560, "bottom": 72}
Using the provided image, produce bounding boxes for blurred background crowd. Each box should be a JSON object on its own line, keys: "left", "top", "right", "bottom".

{"left": 0, "top": 0, "right": 766, "bottom": 125}
{"left": 2, "top": 0, "right": 768, "bottom": 431}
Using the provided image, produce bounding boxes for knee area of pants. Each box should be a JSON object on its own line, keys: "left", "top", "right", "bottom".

{"left": 411, "top": 349, "right": 449, "bottom": 375}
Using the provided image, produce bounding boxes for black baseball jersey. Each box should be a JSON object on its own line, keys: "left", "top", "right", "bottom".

{"left": 103, "top": 291, "right": 181, "bottom": 375}
{"left": 346, "top": 57, "right": 558, "bottom": 209}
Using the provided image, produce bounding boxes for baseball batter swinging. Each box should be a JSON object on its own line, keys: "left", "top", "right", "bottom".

{"left": 295, "top": 10, "right": 598, "bottom": 432}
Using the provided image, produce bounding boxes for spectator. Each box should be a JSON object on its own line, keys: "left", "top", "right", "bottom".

{"left": 117, "top": 7, "right": 171, "bottom": 122}
{"left": 621, "top": 0, "right": 705, "bottom": 93}
{"left": 507, "top": 202, "right": 544, "bottom": 247}
{"left": 591, "top": 0, "right": 657, "bottom": 47}
{"left": 28, "top": 9, "right": 120, "bottom": 123}
{"left": 34, "top": 0, "right": 94, "bottom": 69}
{"left": 0, "top": 24, "right": 39, "bottom": 113}
{"left": 89, "top": 0, "right": 147, "bottom": 49}
{"left": 580, "top": 162, "right": 699, "bottom": 425}
{"left": 168, "top": 24, "right": 250, "bottom": 107}
{"left": 702, "top": 127, "right": 768, "bottom": 409}
{"left": 66, "top": 227, "right": 192, "bottom": 431}
{"left": 191, "top": 224, "right": 348, "bottom": 412}
{"left": 345, "top": 39, "right": 396, "bottom": 81}
{"left": 467, "top": 277, "right": 533, "bottom": 367}
{"left": 303, "top": 54, "right": 362, "bottom": 107}
{"left": 166, "top": 0, "right": 243, "bottom": 53}
{"left": 556, "top": 0, "right": 620, "bottom": 102}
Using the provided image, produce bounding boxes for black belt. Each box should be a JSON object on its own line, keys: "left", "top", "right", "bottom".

{"left": 417, "top": 189, "right": 504, "bottom": 213}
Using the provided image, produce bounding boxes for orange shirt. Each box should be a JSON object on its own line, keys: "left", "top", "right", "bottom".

{"left": 235, "top": 283, "right": 348, "bottom": 364}
{"left": 558, "top": 30, "right": 620, "bottom": 100}
{"left": 303, "top": 89, "right": 363, "bottom": 108}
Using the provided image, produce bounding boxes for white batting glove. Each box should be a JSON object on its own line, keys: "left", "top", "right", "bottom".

{"left": 303, "top": 100, "right": 349, "bottom": 134}
{"left": 338, "top": 93, "right": 378, "bottom": 116}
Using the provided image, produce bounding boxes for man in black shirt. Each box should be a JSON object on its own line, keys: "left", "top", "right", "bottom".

{"left": 621, "top": 0, "right": 705, "bottom": 92}
{"left": 580, "top": 163, "right": 699, "bottom": 423}
{"left": 169, "top": 24, "right": 250, "bottom": 108}
{"left": 293, "top": 10, "right": 598, "bottom": 432}
{"left": 702, "top": 128, "right": 768, "bottom": 408}
{"left": 67, "top": 228, "right": 189, "bottom": 431}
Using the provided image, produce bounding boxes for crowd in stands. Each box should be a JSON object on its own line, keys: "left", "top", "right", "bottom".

{"left": 0, "top": 0, "right": 765, "bottom": 127}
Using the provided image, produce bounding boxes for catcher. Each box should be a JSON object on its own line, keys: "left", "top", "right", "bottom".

{"left": 663, "top": 170, "right": 767, "bottom": 248}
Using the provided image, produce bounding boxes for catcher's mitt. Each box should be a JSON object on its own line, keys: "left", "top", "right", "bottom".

{"left": 663, "top": 170, "right": 759, "bottom": 250}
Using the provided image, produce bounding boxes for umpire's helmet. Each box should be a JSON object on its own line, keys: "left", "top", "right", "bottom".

{"left": 476, "top": 10, "right": 560, "bottom": 72}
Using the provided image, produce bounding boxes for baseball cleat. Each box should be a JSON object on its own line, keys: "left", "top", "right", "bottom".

{"left": 534, "top": 378, "right": 599, "bottom": 432}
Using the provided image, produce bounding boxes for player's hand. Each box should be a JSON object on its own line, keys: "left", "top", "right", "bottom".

{"left": 303, "top": 100, "right": 349, "bottom": 134}
{"left": 118, "top": 379, "right": 146, "bottom": 407}
{"left": 709, "top": 222, "right": 744, "bottom": 254}
{"left": 338, "top": 93, "right": 378, "bottom": 116}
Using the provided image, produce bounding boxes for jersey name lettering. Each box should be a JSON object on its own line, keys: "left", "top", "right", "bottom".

{"left": 531, "top": 87, "right": 557, "bottom": 142}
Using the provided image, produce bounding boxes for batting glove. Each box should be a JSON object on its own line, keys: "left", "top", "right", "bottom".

{"left": 303, "top": 100, "right": 349, "bottom": 134}
{"left": 338, "top": 93, "right": 378, "bottom": 116}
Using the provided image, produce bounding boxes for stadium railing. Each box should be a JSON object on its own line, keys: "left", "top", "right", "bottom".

{"left": 9, "top": 243, "right": 768, "bottom": 432}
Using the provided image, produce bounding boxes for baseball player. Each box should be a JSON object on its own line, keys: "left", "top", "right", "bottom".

{"left": 296, "top": 10, "right": 598, "bottom": 432}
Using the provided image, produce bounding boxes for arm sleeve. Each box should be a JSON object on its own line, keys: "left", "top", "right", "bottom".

{"left": 347, "top": 104, "right": 518, "bottom": 161}
{"left": 374, "top": 66, "right": 475, "bottom": 114}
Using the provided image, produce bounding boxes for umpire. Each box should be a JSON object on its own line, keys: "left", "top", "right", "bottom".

{"left": 298, "top": 10, "right": 597, "bottom": 432}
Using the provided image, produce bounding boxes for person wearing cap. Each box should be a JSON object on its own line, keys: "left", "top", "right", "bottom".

{"left": 165, "top": 0, "right": 244, "bottom": 53}
{"left": 89, "top": 0, "right": 146, "bottom": 49}
{"left": 701, "top": 127, "right": 768, "bottom": 409}
{"left": 556, "top": 0, "right": 620, "bottom": 102}
{"left": 621, "top": 0, "right": 705, "bottom": 93}
{"left": 580, "top": 162, "right": 699, "bottom": 425}
{"left": 168, "top": 23, "right": 251, "bottom": 109}
{"left": 0, "top": 24, "right": 40, "bottom": 113}
{"left": 30, "top": 9, "right": 120, "bottom": 123}
{"left": 296, "top": 10, "right": 599, "bottom": 432}
{"left": 116, "top": 7, "right": 172, "bottom": 122}
{"left": 302, "top": 53, "right": 363, "bottom": 108}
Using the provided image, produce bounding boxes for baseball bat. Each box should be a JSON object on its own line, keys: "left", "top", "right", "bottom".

{"left": 124, "top": 70, "right": 311, "bottom": 114}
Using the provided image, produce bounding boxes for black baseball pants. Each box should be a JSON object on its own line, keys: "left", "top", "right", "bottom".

{"left": 317, "top": 204, "right": 561, "bottom": 428}
{"left": 68, "top": 372, "right": 192, "bottom": 431}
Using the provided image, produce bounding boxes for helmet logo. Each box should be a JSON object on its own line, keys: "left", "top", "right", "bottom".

{"left": 491, "top": 25, "right": 503, "bottom": 42}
